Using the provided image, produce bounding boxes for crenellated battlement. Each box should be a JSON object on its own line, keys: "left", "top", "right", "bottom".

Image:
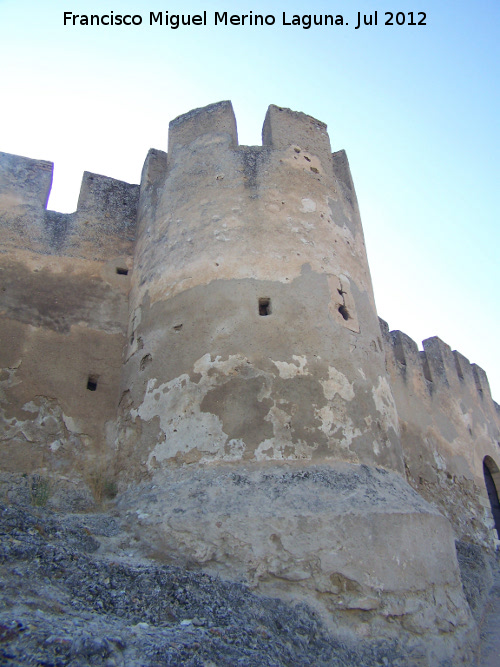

{"left": 168, "top": 100, "right": 238, "bottom": 152}
{"left": 380, "top": 316, "right": 500, "bottom": 549}
{"left": 0, "top": 102, "right": 360, "bottom": 263}
{"left": 0, "top": 151, "right": 139, "bottom": 260}
{"left": 380, "top": 318, "right": 497, "bottom": 408}
{"left": 0, "top": 151, "right": 53, "bottom": 209}
{"left": 263, "top": 104, "right": 333, "bottom": 173}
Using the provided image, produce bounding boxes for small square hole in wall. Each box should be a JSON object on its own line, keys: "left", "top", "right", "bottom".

{"left": 87, "top": 375, "right": 99, "bottom": 391}
{"left": 259, "top": 298, "right": 271, "bottom": 316}
{"left": 116, "top": 267, "right": 129, "bottom": 276}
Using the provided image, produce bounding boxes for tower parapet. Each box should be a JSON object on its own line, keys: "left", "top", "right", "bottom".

{"left": 0, "top": 152, "right": 52, "bottom": 208}
{"left": 168, "top": 99, "right": 238, "bottom": 151}
{"left": 262, "top": 104, "right": 333, "bottom": 172}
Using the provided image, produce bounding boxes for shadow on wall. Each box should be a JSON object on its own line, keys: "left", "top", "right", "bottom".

{"left": 484, "top": 456, "right": 500, "bottom": 538}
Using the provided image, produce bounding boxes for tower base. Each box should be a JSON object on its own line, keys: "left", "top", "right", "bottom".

{"left": 116, "top": 462, "right": 477, "bottom": 665}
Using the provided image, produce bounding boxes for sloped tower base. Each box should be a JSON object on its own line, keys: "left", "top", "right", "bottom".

{"left": 116, "top": 462, "right": 476, "bottom": 665}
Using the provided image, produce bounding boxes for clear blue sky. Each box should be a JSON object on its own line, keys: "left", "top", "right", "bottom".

{"left": 1, "top": 0, "right": 499, "bottom": 398}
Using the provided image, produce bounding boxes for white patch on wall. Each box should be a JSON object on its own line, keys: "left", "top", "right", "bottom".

{"left": 272, "top": 355, "right": 309, "bottom": 379}
{"left": 194, "top": 353, "right": 246, "bottom": 377}
{"left": 432, "top": 448, "right": 447, "bottom": 471}
{"left": 315, "top": 404, "right": 361, "bottom": 449}
{"left": 254, "top": 436, "right": 313, "bottom": 462}
{"left": 321, "top": 367, "right": 354, "bottom": 402}
{"left": 316, "top": 405, "right": 335, "bottom": 436}
{"left": 254, "top": 403, "right": 316, "bottom": 461}
{"left": 0, "top": 396, "right": 83, "bottom": 456}
{"left": 20, "top": 400, "right": 38, "bottom": 414}
{"left": 133, "top": 355, "right": 257, "bottom": 469}
{"left": 105, "top": 420, "right": 118, "bottom": 449}
{"left": 300, "top": 198, "right": 316, "bottom": 213}
{"left": 372, "top": 376, "right": 400, "bottom": 435}
{"left": 62, "top": 414, "right": 82, "bottom": 435}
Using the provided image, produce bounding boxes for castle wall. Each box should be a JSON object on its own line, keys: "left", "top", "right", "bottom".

{"left": 107, "top": 105, "right": 481, "bottom": 662}
{"left": 0, "top": 152, "right": 138, "bottom": 475}
{"left": 2, "top": 105, "right": 499, "bottom": 663}
{"left": 117, "top": 102, "right": 404, "bottom": 477}
{"left": 381, "top": 319, "right": 500, "bottom": 547}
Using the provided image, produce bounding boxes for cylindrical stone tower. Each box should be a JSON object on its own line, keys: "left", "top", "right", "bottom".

{"left": 119, "top": 101, "right": 402, "bottom": 473}
{"left": 115, "top": 103, "right": 473, "bottom": 662}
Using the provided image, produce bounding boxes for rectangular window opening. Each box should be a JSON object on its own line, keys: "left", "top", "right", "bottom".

{"left": 259, "top": 298, "right": 271, "bottom": 316}
{"left": 116, "top": 267, "right": 129, "bottom": 275}
{"left": 87, "top": 374, "right": 99, "bottom": 391}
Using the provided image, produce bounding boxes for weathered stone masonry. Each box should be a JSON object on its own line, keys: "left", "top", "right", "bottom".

{"left": 1, "top": 101, "right": 500, "bottom": 665}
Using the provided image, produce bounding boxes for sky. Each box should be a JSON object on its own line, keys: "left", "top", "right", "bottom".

{"left": 1, "top": 0, "right": 499, "bottom": 399}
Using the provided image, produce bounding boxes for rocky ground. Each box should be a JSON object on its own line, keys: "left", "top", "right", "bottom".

{"left": 0, "top": 475, "right": 497, "bottom": 667}
{"left": 477, "top": 571, "right": 500, "bottom": 667}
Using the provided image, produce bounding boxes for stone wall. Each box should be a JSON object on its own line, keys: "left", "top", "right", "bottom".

{"left": 381, "top": 319, "right": 500, "bottom": 548}
{"left": 0, "top": 152, "right": 138, "bottom": 475}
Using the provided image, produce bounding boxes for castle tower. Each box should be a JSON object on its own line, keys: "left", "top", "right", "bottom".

{"left": 114, "top": 103, "right": 474, "bottom": 662}
{"left": 1, "top": 103, "right": 486, "bottom": 662}
{"left": 118, "top": 101, "right": 403, "bottom": 473}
